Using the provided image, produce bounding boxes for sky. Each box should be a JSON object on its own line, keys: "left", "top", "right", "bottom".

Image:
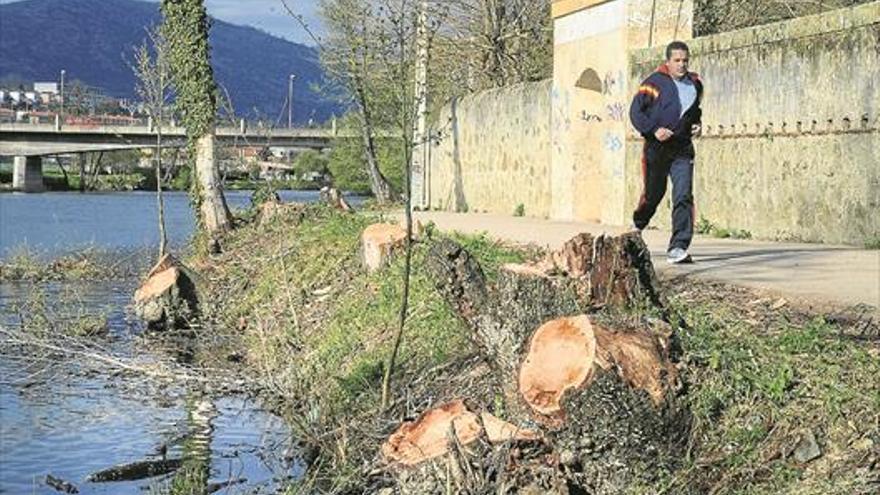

{"left": 0, "top": 0, "right": 325, "bottom": 45}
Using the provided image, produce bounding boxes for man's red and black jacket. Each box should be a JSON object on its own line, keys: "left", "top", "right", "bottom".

{"left": 629, "top": 64, "right": 703, "bottom": 146}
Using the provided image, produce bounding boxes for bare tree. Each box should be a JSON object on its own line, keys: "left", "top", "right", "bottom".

{"left": 132, "top": 26, "right": 172, "bottom": 258}
{"left": 317, "top": 0, "right": 400, "bottom": 203}
{"left": 694, "top": 0, "right": 874, "bottom": 36}
{"left": 429, "top": 0, "right": 552, "bottom": 99}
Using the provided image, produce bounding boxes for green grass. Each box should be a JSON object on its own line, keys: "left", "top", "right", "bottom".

{"left": 0, "top": 246, "right": 141, "bottom": 282}
{"left": 199, "top": 208, "right": 878, "bottom": 494}
{"left": 204, "top": 207, "right": 527, "bottom": 415}
{"left": 696, "top": 216, "right": 753, "bottom": 239}
{"left": 666, "top": 294, "right": 880, "bottom": 494}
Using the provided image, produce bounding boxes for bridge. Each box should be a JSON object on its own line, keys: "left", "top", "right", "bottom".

{"left": 0, "top": 121, "right": 339, "bottom": 192}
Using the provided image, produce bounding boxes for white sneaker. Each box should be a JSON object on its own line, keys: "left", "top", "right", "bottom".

{"left": 667, "top": 247, "right": 691, "bottom": 264}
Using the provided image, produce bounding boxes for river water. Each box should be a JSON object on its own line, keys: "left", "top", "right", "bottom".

{"left": 0, "top": 190, "right": 332, "bottom": 494}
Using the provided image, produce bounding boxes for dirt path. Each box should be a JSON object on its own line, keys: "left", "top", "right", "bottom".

{"left": 403, "top": 211, "right": 880, "bottom": 314}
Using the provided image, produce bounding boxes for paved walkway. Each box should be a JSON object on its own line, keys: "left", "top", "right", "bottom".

{"left": 403, "top": 211, "right": 880, "bottom": 314}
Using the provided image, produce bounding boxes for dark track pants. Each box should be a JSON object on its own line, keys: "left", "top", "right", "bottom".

{"left": 633, "top": 142, "right": 695, "bottom": 251}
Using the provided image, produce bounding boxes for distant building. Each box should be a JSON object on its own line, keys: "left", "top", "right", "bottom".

{"left": 34, "top": 82, "right": 59, "bottom": 94}
{"left": 8, "top": 91, "right": 21, "bottom": 103}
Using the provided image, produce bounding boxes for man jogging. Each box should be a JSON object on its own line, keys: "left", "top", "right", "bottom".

{"left": 629, "top": 40, "right": 703, "bottom": 264}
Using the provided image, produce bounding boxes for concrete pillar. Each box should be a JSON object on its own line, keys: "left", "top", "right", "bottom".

{"left": 550, "top": 0, "right": 693, "bottom": 224}
{"left": 13, "top": 156, "right": 44, "bottom": 192}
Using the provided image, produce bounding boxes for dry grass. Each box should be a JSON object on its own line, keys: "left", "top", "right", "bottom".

{"left": 658, "top": 279, "right": 880, "bottom": 495}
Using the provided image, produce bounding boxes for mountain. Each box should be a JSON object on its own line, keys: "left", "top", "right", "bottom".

{"left": 0, "top": 0, "right": 340, "bottom": 123}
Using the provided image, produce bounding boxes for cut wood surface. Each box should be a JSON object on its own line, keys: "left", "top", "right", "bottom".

{"left": 518, "top": 315, "right": 597, "bottom": 415}
{"left": 381, "top": 399, "right": 537, "bottom": 467}
{"left": 134, "top": 254, "right": 179, "bottom": 303}
{"left": 320, "top": 186, "right": 354, "bottom": 212}
{"left": 361, "top": 223, "right": 408, "bottom": 273}
{"left": 134, "top": 266, "right": 179, "bottom": 303}
{"left": 592, "top": 324, "right": 679, "bottom": 406}
{"left": 133, "top": 254, "right": 199, "bottom": 329}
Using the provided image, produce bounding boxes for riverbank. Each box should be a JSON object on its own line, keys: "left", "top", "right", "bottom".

{"left": 193, "top": 205, "right": 879, "bottom": 494}
{"left": 0, "top": 162, "right": 328, "bottom": 193}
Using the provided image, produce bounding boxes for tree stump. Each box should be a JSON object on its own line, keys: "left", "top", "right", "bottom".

{"left": 380, "top": 233, "right": 689, "bottom": 493}
{"left": 381, "top": 399, "right": 538, "bottom": 467}
{"left": 257, "top": 197, "right": 306, "bottom": 227}
{"left": 320, "top": 186, "right": 354, "bottom": 212}
{"left": 133, "top": 254, "right": 199, "bottom": 330}
{"left": 361, "top": 223, "right": 408, "bottom": 273}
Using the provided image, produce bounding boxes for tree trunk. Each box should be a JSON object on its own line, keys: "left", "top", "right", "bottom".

{"left": 78, "top": 154, "right": 86, "bottom": 193}
{"left": 55, "top": 156, "right": 70, "bottom": 188}
{"left": 91, "top": 152, "right": 104, "bottom": 188}
{"left": 394, "top": 233, "right": 690, "bottom": 493}
{"left": 194, "top": 133, "right": 232, "bottom": 236}
{"left": 156, "top": 131, "right": 168, "bottom": 258}
{"left": 353, "top": 79, "right": 395, "bottom": 204}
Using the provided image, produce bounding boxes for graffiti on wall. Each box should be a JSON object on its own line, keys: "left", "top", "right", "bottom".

{"left": 606, "top": 102, "right": 626, "bottom": 121}
{"left": 603, "top": 131, "right": 623, "bottom": 152}
{"left": 602, "top": 70, "right": 625, "bottom": 96}
{"left": 580, "top": 110, "right": 603, "bottom": 123}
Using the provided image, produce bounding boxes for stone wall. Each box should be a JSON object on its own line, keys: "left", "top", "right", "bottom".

{"left": 426, "top": 80, "right": 553, "bottom": 218}
{"left": 626, "top": 2, "right": 880, "bottom": 244}
{"left": 550, "top": 0, "right": 691, "bottom": 224}
{"left": 423, "top": 1, "right": 879, "bottom": 245}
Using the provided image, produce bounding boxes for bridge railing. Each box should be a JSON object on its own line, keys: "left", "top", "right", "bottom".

{"left": 1, "top": 111, "right": 150, "bottom": 128}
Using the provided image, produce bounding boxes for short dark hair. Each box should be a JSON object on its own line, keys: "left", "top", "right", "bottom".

{"left": 666, "top": 41, "right": 690, "bottom": 60}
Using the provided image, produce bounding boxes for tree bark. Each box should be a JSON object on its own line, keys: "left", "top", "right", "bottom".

{"left": 78, "top": 154, "right": 86, "bottom": 193}
{"left": 194, "top": 133, "right": 233, "bottom": 236}
{"left": 156, "top": 131, "right": 168, "bottom": 258}
{"left": 353, "top": 78, "right": 396, "bottom": 204}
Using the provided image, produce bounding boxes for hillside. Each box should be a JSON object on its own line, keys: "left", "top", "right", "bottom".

{"left": 0, "top": 0, "right": 340, "bottom": 122}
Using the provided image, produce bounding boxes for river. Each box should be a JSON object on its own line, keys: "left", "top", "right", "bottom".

{"left": 0, "top": 190, "right": 335, "bottom": 494}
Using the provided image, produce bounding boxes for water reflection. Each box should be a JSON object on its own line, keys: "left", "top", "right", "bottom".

{"left": 0, "top": 189, "right": 332, "bottom": 493}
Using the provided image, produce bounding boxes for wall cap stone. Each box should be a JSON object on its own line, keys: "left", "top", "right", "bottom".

{"left": 629, "top": 1, "right": 880, "bottom": 63}
{"left": 552, "top": 0, "right": 614, "bottom": 19}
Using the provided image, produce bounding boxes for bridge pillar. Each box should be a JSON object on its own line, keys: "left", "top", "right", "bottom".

{"left": 13, "top": 156, "right": 44, "bottom": 192}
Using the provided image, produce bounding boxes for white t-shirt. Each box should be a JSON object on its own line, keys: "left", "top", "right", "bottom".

{"left": 674, "top": 76, "right": 697, "bottom": 117}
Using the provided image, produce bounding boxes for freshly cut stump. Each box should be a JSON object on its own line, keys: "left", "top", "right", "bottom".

{"left": 133, "top": 254, "right": 199, "bottom": 330}
{"left": 518, "top": 316, "right": 597, "bottom": 416}
{"left": 361, "top": 223, "right": 408, "bottom": 273}
{"left": 258, "top": 198, "right": 305, "bottom": 227}
{"left": 518, "top": 316, "right": 679, "bottom": 418}
{"left": 320, "top": 186, "right": 354, "bottom": 212}
{"left": 382, "top": 399, "right": 538, "bottom": 467}
{"left": 425, "top": 235, "right": 688, "bottom": 494}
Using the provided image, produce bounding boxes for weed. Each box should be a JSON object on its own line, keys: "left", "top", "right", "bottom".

{"left": 513, "top": 203, "right": 525, "bottom": 217}
{"left": 695, "top": 216, "right": 752, "bottom": 239}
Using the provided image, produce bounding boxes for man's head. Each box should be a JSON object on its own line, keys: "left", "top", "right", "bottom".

{"left": 665, "top": 41, "right": 690, "bottom": 79}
